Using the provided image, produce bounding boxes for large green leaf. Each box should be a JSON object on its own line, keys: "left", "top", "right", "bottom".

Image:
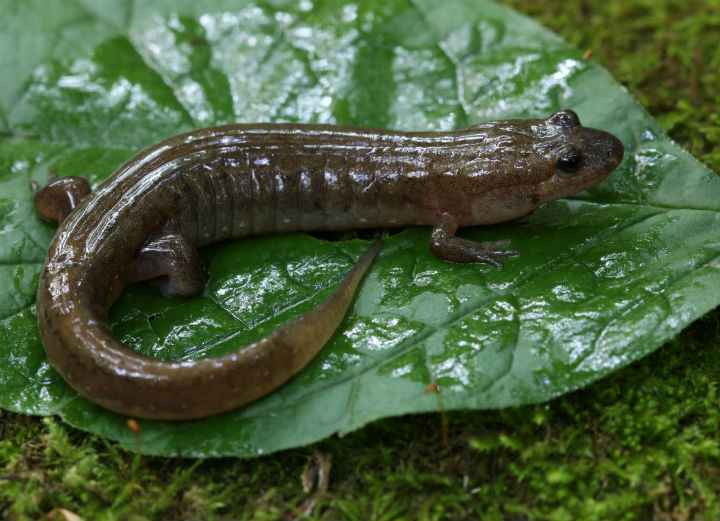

{"left": 1, "top": 0, "right": 718, "bottom": 458}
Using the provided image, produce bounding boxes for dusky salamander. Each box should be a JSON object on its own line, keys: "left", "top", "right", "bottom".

{"left": 31, "top": 110, "right": 623, "bottom": 420}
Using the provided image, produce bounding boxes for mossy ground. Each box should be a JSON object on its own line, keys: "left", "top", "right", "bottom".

{"left": 2, "top": 1, "right": 720, "bottom": 519}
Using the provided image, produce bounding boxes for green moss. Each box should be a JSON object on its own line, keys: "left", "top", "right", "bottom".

{"left": 2, "top": 0, "right": 720, "bottom": 519}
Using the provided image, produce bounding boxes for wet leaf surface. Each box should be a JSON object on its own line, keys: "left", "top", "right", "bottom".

{"left": 1, "top": 0, "right": 718, "bottom": 457}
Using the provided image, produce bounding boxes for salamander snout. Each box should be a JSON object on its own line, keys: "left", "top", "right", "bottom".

{"left": 607, "top": 132, "right": 624, "bottom": 168}
{"left": 577, "top": 127, "right": 624, "bottom": 177}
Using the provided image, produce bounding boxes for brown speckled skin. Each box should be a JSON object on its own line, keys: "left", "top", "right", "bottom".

{"left": 32, "top": 110, "right": 623, "bottom": 420}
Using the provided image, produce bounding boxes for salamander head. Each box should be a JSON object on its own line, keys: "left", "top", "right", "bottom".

{"left": 533, "top": 110, "right": 624, "bottom": 204}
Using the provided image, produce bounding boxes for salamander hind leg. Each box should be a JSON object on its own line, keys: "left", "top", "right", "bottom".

{"left": 130, "top": 234, "right": 204, "bottom": 298}
{"left": 30, "top": 170, "right": 91, "bottom": 223}
{"left": 430, "top": 216, "right": 519, "bottom": 268}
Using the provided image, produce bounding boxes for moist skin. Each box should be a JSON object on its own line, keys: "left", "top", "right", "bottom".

{"left": 32, "top": 110, "right": 623, "bottom": 420}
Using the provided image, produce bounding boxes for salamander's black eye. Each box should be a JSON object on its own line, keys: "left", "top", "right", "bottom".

{"left": 557, "top": 149, "right": 582, "bottom": 173}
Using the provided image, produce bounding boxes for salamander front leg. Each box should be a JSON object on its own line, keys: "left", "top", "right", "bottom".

{"left": 130, "top": 234, "right": 204, "bottom": 298}
{"left": 30, "top": 170, "right": 91, "bottom": 223}
{"left": 430, "top": 216, "right": 519, "bottom": 268}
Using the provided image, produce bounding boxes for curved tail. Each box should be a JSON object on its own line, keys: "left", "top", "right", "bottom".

{"left": 37, "top": 239, "right": 382, "bottom": 420}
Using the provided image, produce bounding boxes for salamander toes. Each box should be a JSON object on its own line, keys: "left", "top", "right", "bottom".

{"left": 31, "top": 173, "right": 92, "bottom": 223}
